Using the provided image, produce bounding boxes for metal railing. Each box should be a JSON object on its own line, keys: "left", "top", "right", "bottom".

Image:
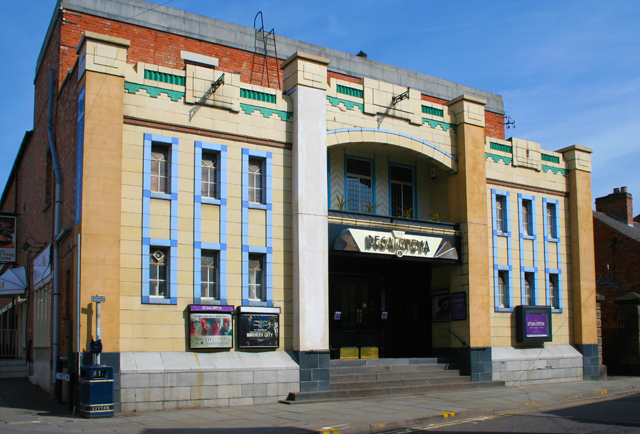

{"left": 0, "top": 329, "right": 18, "bottom": 357}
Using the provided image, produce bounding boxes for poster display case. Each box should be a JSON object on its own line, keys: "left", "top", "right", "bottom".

{"left": 237, "top": 306, "right": 280, "bottom": 349}
{"left": 516, "top": 305, "right": 553, "bottom": 343}
{"left": 189, "top": 305, "right": 234, "bottom": 349}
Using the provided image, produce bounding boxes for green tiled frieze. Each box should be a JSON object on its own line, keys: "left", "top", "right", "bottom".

{"left": 124, "top": 82, "right": 184, "bottom": 102}
{"left": 486, "top": 152, "right": 512, "bottom": 165}
{"left": 422, "top": 118, "right": 456, "bottom": 132}
{"left": 327, "top": 96, "right": 364, "bottom": 111}
{"left": 240, "top": 103, "right": 292, "bottom": 121}
{"left": 541, "top": 154, "right": 560, "bottom": 164}
{"left": 490, "top": 142, "right": 513, "bottom": 153}
{"left": 336, "top": 84, "right": 364, "bottom": 99}
{"left": 240, "top": 88, "right": 277, "bottom": 104}
{"left": 421, "top": 105, "right": 444, "bottom": 117}
{"left": 144, "top": 70, "right": 185, "bottom": 86}
{"left": 541, "top": 165, "right": 567, "bottom": 176}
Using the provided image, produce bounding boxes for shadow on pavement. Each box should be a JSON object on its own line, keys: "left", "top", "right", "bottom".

{"left": 543, "top": 392, "right": 640, "bottom": 427}
{"left": 0, "top": 378, "right": 71, "bottom": 417}
{"left": 141, "top": 429, "right": 313, "bottom": 433}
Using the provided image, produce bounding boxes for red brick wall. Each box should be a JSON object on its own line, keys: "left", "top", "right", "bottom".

{"left": 595, "top": 190, "right": 634, "bottom": 226}
{"left": 421, "top": 94, "right": 448, "bottom": 105}
{"left": 485, "top": 110, "right": 505, "bottom": 140}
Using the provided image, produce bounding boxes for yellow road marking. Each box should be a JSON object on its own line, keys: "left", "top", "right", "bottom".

{"left": 438, "top": 411, "right": 456, "bottom": 418}
{"left": 596, "top": 389, "right": 607, "bottom": 395}
{"left": 317, "top": 428, "right": 339, "bottom": 434}
{"left": 525, "top": 402, "right": 536, "bottom": 406}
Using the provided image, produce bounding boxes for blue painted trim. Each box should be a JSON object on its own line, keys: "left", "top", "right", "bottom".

{"left": 193, "top": 141, "right": 228, "bottom": 304}
{"left": 327, "top": 149, "right": 331, "bottom": 210}
{"left": 492, "top": 189, "right": 513, "bottom": 311}
{"left": 517, "top": 194, "right": 537, "bottom": 305}
{"left": 327, "top": 128, "right": 457, "bottom": 162}
{"left": 241, "top": 149, "right": 273, "bottom": 305}
{"left": 542, "top": 198, "right": 562, "bottom": 312}
{"left": 142, "top": 134, "right": 179, "bottom": 305}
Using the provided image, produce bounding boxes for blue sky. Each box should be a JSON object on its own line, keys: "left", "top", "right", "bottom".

{"left": 1, "top": 0, "right": 638, "bottom": 207}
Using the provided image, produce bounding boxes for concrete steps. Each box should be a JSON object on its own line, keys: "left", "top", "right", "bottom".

{"left": 284, "top": 357, "right": 505, "bottom": 403}
{"left": 0, "top": 359, "right": 27, "bottom": 379}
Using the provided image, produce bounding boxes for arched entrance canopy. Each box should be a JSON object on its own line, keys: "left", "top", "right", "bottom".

{"left": 327, "top": 128, "right": 458, "bottom": 172}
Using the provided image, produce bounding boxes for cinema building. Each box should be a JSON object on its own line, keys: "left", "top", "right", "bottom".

{"left": 0, "top": 0, "right": 599, "bottom": 412}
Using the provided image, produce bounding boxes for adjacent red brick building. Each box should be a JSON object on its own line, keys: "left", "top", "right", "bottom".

{"left": 594, "top": 187, "right": 640, "bottom": 375}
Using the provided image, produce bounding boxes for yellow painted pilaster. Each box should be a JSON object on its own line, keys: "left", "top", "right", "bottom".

{"left": 446, "top": 95, "right": 491, "bottom": 348}
{"left": 76, "top": 33, "right": 129, "bottom": 352}
{"left": 559, "top": 145, "right": 597, "bottom": 345}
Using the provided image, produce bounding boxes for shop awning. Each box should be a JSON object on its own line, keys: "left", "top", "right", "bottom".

{"left": 0, "top": 266, "right": 27, "bottom": 296}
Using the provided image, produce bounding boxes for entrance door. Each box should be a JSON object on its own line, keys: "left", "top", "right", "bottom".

{"left": 329, "top": 254, "right": 432, "bottom": 359}
{"left": 330, "top": 275, "right": 380, "bottom": 359}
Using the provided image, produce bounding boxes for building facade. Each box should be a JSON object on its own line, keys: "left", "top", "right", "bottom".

{"left": 594, "top": 187, "right": 640, "bottom": 375}
{"left": 0, "top": 0, "right": 598, "bottom": 412}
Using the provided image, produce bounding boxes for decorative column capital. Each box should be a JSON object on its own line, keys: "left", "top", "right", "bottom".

{"left": 281, "top": 51, "right": 330, "bottom": 93}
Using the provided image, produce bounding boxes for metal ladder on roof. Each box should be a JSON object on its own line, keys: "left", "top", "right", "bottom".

{"left": 251, "top": 11, "right": 280, "bottom": 89}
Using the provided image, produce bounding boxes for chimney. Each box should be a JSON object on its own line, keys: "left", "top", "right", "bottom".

{"left": 595, "top": 187, "right": 634, "bottom": 226}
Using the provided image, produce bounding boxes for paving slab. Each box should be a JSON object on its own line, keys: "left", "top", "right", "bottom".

{"left": 1, "top": 377, "right": 640, "bottom": 433}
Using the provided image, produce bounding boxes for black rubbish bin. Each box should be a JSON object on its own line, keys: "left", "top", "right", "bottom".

{"left": 79, "top": 365, "right": 114, "bottom": 418}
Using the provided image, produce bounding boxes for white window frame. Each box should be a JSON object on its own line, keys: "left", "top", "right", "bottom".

{"left": 149, "top": 247, "right": 169, "bottom": 298}
{"left": 345, "top": 157, "right": 374, "bottom": 213}
{"left": 201, "top": 152, "right": 219, "bottom": 199}
{"left": 248, "top": 253, "right": 264, "bottom": 301}
{"left": 389, "top": 164, "right": 415, "bottom": 218}
{"left": 150, "top": 144, "right": 170, "bottom": 194}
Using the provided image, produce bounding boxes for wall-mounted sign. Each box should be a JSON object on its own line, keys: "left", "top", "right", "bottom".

{"left": 0, "top": 215, "right": 17, "bottom": 264}
{"left": 334, "top": 228, "right": 458, "bottom": 260}
{"left": 189, "top": 305, "right": 234, "bottom": 349}
{"left": 451, "top": 292, "right": 467, "bottom": 321}
{"left": 516, "top": 306, "right": 552, "bottom": 343}
{"left": 237, "top": 306, "right": 280, "bottom": 349}
{"left": 33, "top": 245, "right": 52, "bottom": 288}
{"left": 432, "top": 294, "right": 451, "bottom": 322}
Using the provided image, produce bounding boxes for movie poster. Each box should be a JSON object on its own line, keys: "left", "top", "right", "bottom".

{"left": 237, "top": 313, "right": 279, "bottom": 348}
{"left": 0, "top": 215, "right": 16, "bottom": 263}
{"left": 189, "top": 305, "right": 233, "bottom": 349}
{"left": 432, "top": 294, "right": 451, "bottom": 322}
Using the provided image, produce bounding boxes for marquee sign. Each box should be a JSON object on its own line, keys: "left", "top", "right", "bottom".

{"left": 333, "top": 228, "right": 458, "bottom": 260}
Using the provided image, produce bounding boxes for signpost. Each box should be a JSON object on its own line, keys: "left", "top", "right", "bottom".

{"left": 91, "top": 296, "right": 105, "bottom": 364}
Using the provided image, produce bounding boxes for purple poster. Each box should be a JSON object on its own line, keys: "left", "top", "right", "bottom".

{"left": 525, "top": 313, "right": 548, "bottom": 337}
{"left": 451, "top": 292, "right": 466, "bottom": 321}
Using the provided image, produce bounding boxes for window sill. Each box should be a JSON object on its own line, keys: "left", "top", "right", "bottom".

{"left": 150, "top": 192, "right": 172, "bottom": 200}
{"left": 142, "top": 296, "right": 177, "bottom": 305}
{"left": 248, "top": 203, "right": 268, "bottom": 210}
{"left": 495, "top": 307, "right": 514, "bottom": 313}
{"left": 545, "top": 236, "right": 560, "bottom": 243}
{"left": 198, "top": 298, "right": 222, "bottom": 305}
{"left": 522, "top": 234, "right": 536, "bottom": 240}
{"left": 201, "top": 197, "right": 225, "bottom": 206}
{"left": 551, "top": 308, "right": 563, "bottom": 314}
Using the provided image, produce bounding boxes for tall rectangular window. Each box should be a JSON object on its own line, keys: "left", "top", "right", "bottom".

{"left": 201, "top": 153, "right": 218, "bottom": 198}
{"left": 549, "top": 274, "right": 559, "bottom": 309}
{"left": 390, "top": 165, "right": 414, "bottom": 218}
{"left": 201, "top": 251, "right": 218, "bottom": 299}
{"left": 523, "top": 272, "right": 534, "bottom": 305}
{"left": 522, "top": 199, "right": 533, "bottom": 235}
{"left": 495, "top": 195, "right": 507, "bottom": 233}
{"left": 151, "top": 145, "right": 169, "bottom": 193}
{"left": 547, "top": 203, "right": 556, "bottom": 238}
{"left": 346, "top": 158, "right": 373, "bottom": 213}
{"left": 248, "top": 254, "right": 264, "bottom": 301}
{"left": 249, "top": 158, "right": 264, "bottom": 204}
{"left": 149, "top": 248, "right": 168, "bottom": 297}
{"left": 498, "top": 271, "right": 509, "bottom": 308}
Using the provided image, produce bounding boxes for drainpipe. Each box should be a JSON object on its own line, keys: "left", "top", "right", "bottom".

{"left": 47, "top": 69, "right": 63, "bottom": 388}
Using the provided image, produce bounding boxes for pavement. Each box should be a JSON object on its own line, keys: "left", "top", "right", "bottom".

{"left": 1, "top": 376, "right": 640, "bottom": 434}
